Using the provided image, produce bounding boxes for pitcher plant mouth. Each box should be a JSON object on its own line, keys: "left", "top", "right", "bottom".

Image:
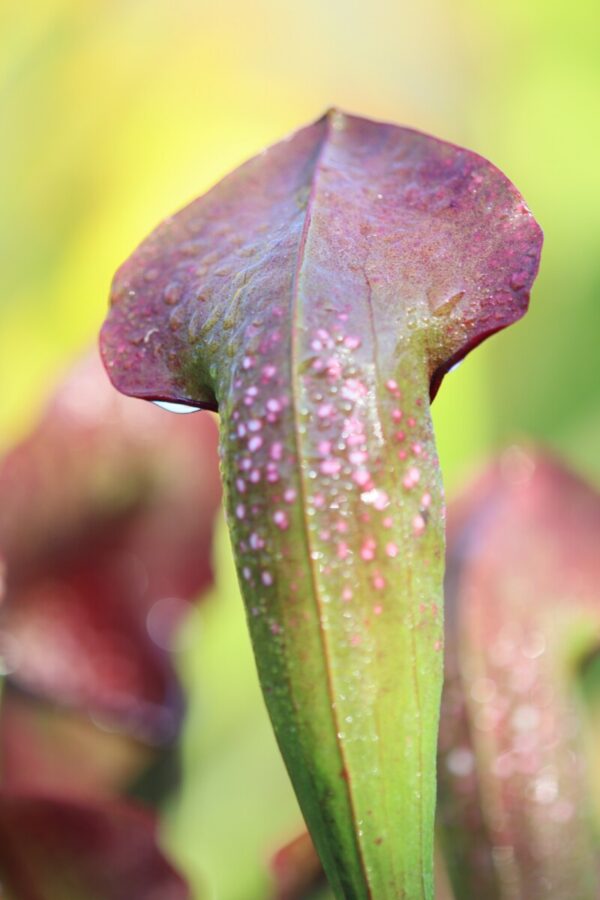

{"left": 100, "top": 108, "right": 542, "bottom": 898}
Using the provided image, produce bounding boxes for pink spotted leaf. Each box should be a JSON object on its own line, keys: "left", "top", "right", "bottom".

{"left": 101, "top": 110, "right": 542, "bottom": 898}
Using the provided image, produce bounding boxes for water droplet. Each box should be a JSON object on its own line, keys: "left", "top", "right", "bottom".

{"left": 152, "top": 400, "right": 201, "bottom": 414}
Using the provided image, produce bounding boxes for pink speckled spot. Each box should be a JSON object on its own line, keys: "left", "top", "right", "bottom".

{"left": 337, "top": 541, "right": 349, "bottom": 560}
{"left": 347, "top": 433, "right": 365, "bottom": 448}
{"left": 273, "top": 510, "right": 289, "bottom": 530}
{"left": 373, "top": 573, "right": 386, "bottom": 591}
{"left": 342, "top": 379, "right": 368, "bottom": 402}
{"left": 236, "top": 503, "right": 246, "bottom": 519}
{"left": 270, "top": 622, "right": 282, "bottom": 635}
{"left": 313, "top": 493, "right": 326, "bottom": 509}
{"left": 248, "top": 419, "right": 262, "bottom": 432}
{"left": 382, "top": 516, "right": 393, "bottom": 529}
{"left": 325, "top": 358, "right": 342, "bottom": 379}
{"left": 249, "top": 469, "right": 261, "bottom": 483}
{"left": 242, "top": 356, "right": 254, "bottom": 370}
{"left": 350, "top": 634, "right": 362, "bottom": 646}
{"left": 344, "top": 335, "right": 361, "bottom": 349}
{"left": 342, "top": 587, "right": 353, "bottom": 602}
{"left": 318, "top": 440, "right": 332, "bottom": 455}
{"left": 412, "top": 443, "right": 422, "bottom": 456}
{"left": 392, "top": 409, "right": 403, "bottom": 423}
{"left": 262, "top": 571, "right": 273, "bottom": 586}
{"left": 344, "top": 417, "right": 364, "bottom": 436}
{"left": 237, "top": 423, "right": 247, "bottom": 438}
{"left": 270, "top": 442, "right": 283, "bottom": 461}
{"left": 407, "top": 417, "right": 416, "bottom": 428}
{"left": 386, "top": 542, "right": 399, "bottom": 558}
{"left": 318, "top": 403, "right": 334, "bottom": 419}
{"left": 262, "top": 364, "right": 276, "bottom": 380}
{"left": 353, "top": 469, "right": 372, "bottom": 488}
{"left": 248, "top": 435, "right": 263, "bottom": 453}
{"left": 349, "top": 450, "right": 368, "bottom": 466}
{"left": 266, "top": 398, "right": 282, "bottom": 414}
{"left": 283, "top": 488, "right": 297, "bottom": 503}
{"left": 395, "top": 431, "right": 405, "bottom": 443}
{"left": 360, "top": 538, "right": 376, "bottom": 561}
{"left": 336, "top": 519, "right": 349, "bottom": 533}
{"left": 421, "top": 492, "right": 431, "bottom": 508}
{"left": 413, "top": 514, "right": 426, "bottom": 536}
{"left": 373, "top": 490, "right": 390, "bottom": 511}
{"left": 249, "top": 532, "right": 264, "bottom": 550}
{"left": 373, "top": 603, "right": 383, "bottom": 615}
{"left": 403, "top": 466, "right": 420, "bottom": 489}
{"left": 321, "top": 458, "right": 341, "bottom": 476}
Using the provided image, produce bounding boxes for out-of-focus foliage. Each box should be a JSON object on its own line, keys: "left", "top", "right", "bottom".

{"left": 439, "top": 448, "right": 600, "bottom": 898}
{"left": 1, "top": 0, "right": 598, "bottom": 897}
{"left": 0, "top": 354, "right": 220, "bottom": 761}
{"left": 0, "top": 354, "right": 221, "bottom": 896}
{"left": 0, "top": 793, "right": 189, "bottom": 900}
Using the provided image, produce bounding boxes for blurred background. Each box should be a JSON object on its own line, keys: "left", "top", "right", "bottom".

{"left": 0, "top": 0, "right": 598, "bottom": 897}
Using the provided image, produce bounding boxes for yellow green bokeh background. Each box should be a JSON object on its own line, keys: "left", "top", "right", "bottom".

{"left": 1, "top": 1, "right": 598, "bottom": 897}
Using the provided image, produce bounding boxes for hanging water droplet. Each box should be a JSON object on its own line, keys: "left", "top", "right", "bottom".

{"left": 152, "top": 400, "right": 201, "bottom": 414}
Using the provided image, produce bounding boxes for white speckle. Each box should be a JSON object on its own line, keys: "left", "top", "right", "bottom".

{"left": 534, "top": 771, "right": 558, "bottom": 804}
{"left": 360, "top": 488, "right": 390, "bottom": 510}
{"left": 512, "top": 704, "right": 540, "bottom": 733}
{"left": 248, "top": 435, "right": 263, "bottom": 452}
{"left": 273, "top": 510, "right": 289, "bottom": 530}
{"left": 412, "top": 514, "right": 426, "bottom": 535}
{"left": 446, "top": 747, "right": 475, "bottom": 778}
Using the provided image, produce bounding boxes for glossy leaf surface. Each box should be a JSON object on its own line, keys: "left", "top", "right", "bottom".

{"left": 101, "top": 110, "right": 542, "bottom": 897}
{"left": 438, "top": 449, "right": 600, "bottom": 899}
